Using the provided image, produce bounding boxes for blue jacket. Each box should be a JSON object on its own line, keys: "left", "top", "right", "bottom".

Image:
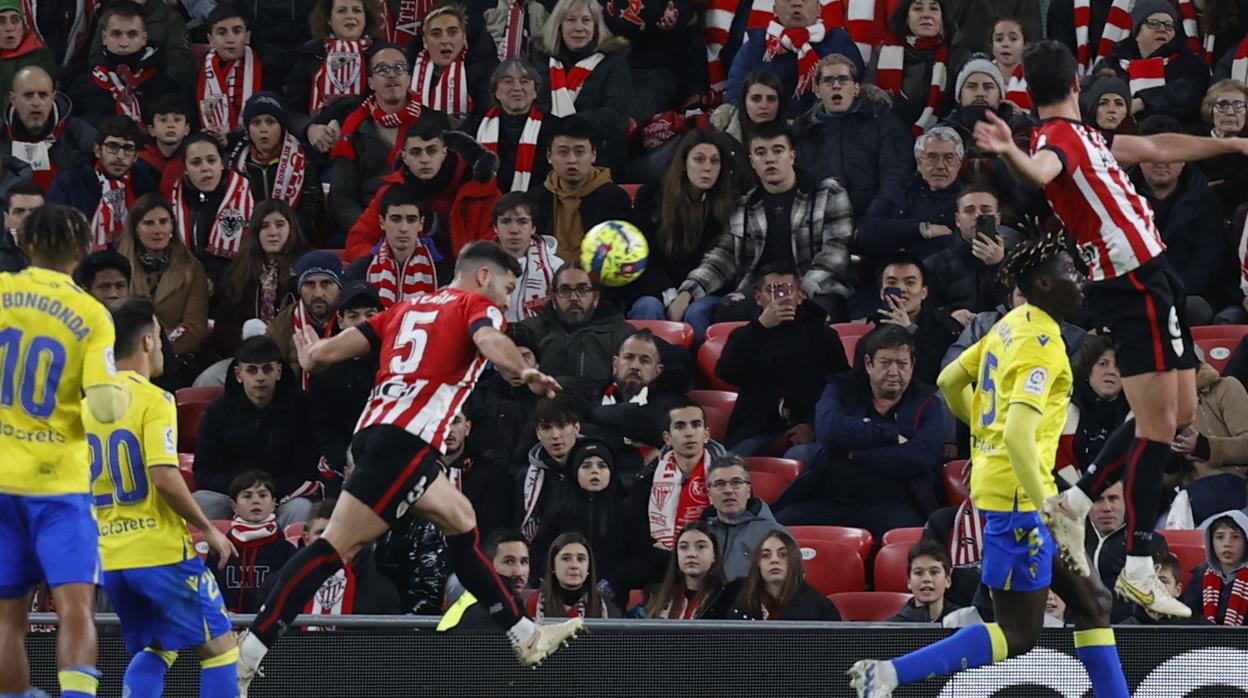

{"left": 47, "top": 160, "right": 159, "bottom": 220}
{"left": 858, "top": 173, "right": 961, "bottom": 260}
{"left": 725, "top": 28, "right": 864, "bottom": 118}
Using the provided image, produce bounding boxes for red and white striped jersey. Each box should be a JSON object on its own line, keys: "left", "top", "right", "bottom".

{"left": 1031, "top": 118, "right": 1166, "bottom": 281}
{"left": 355, "top": 288, "right": 505, "bottom": 451}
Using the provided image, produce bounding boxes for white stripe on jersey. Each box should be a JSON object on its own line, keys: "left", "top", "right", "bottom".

{"left": 1068, "top": 131, "right": 1164, "bottom": 279}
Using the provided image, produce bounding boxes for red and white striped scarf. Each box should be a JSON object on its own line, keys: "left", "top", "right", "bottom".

{"left": 1236, "top": 206, "right": 1248, "bottom": 297}
{"left": 305, "top": 565, "right": 357, "bottom": 618}
{"left": 379, "top": 0, "right": 427, "bottom": 47}
{"left": 331, "top": 93, "right": 424, "bottom": 162}
{"left": 1074, "top": 0, "right": 1133, "bottom": 73}
{"left": 309, "top": 38, "right": 370, "bottom": 116}
{"left": 1231, "top": 35, "right": 1248, "bottom": 84}
{"left": 647, "top": 450, "right": 711, "bottom": 550}
{"left": 91, "top": 63, "right": 156, "bottom": 123}
{"left": 948, "top": 498, "right": 985, "bottom": 567}
{"left": 511, "top": 236, "right": 557, "bottom": 321}
{"left": 1005, "top": 63, "right": 1031, "bottom": 110}
{"left": 229, "top": 515, "right": 279, "bottom": 542}
{"left": 1175, "top": 0, "right": 1209, "bottom": 61}
{"left": 476, "top": 105, "right": 543, "bottom": 192}
{"left": 1121, "top": 54, "right": 1173, "bottom": 94}
{"left": 875, "top": 35, "right": 948, "bottom": 135}
{"left": 90, "top": 163, "right": 132, "bottom": 251}
{"left": 499, "top": 0, "right": 527, "bottom": 60}
{"left": 365, "top": 239, "right": 436, "bottom": 308}
{"left": 237, "top": 132, "right": 307, "bottom": 210}
{"left": 657, "top": 594, "right": 704, "bottom": 619}
{"left": 532, "top": 592, "right": 603, "bottom": 620}
{"left": 548, "top": 52, "right": 606, "bottom": 117}
{"left": 197, "top": 46, "right": 260, "bottom": 134}
{"left": 169, "top": 172, "right": 254, "bottom": 259}
{"left": 763, "top": 16, "right": 827, "bottom": 97}
{"left": 7, "top": 105, "right": 68, "bottom": 189}
{"left": 1202, "top": 567, "right": 1248, "bottom": 625}
{"left": 410, "top": 48, "right": 471, "bottom": 121}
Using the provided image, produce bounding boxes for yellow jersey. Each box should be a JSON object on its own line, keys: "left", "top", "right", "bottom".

{"left": 87, "top": 370, "right": 194, "bottom": 570}
{"left": 0, "top": 266, "right": 116, "bottom": 496}
{"left": 957, "top": 304, "right": 1072, "bottom": 512}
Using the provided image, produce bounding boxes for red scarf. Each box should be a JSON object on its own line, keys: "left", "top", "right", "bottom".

{"left": 169, "top": 173, "right": 253, "bottom": 259}
{"left": 476, "top": 106, "right": 543, "bottom": 192}
{"left": 875, "top": 35, "right": 948, "bottom": 135}
{"left": 1202, "top": 567, "right": 1248, "bottom": 625}
{"left": 658, "top": 593, "right": 704, "bottom": 619}
{"left": 366, "top": 239, "right": 436, "bottom": 307}
{"left": 197, "top": 46, "right": 261, "bottom": 133}
{"left": 6, "top": 104, "right": 67, "bottom": 189}
{"left": 1176, "top": 0, "right": 1207, "bottom": 62}
{"left": 91, "top": 62, "right": 156, "bottom": 123}
{"left": 499, "top": 0, "right": 527, "bottom": 60}
{"left": 1005, "top": 63, "right": 1031, "bottom": 110}
{"left": 1122, "top": 55, "right": 1173, "bottom": 95}
{"left": 508, "top": 236, "right": 557, "bottom": 321}
{"left": 949, "top": 499, "right": 985, "bottom": 568}
{"left": 530, "top": 591, "right": 604, "bottom": 620}
{"left": 90, "top": 163, "right": 132, "bottom": 251}
{"left": 237, "top": 132, "right": 307, "bottom": 210}
{"left": 304, "top": 565, "right": 357, "bottom": 619}
{"left": 410, "top": 48, "right": 471, "bottom": 121}
{"left": 548, "top": 53, "right": 606, "bottom": 117}
{"left": 309, "top": 38, "right": 369, "bottom": 116}
{"left": 331, "top": 93, "right": 423, "bottom": 163}
{"left": 229, "top": 515, "right": 279, "bottom": 542}
{"left": 647, "top": 450, "right": 711, "bottom": 550}
{"left": 762, "top": 16, "right": 827, "bottom": 97}
{"left": 380, "top": 0, "right": 427, "bottom": 47}
{"left": 1231, "top": 36, "right": 1248, "bottom": 85}
{"left": 1074, "top": 0, "right": 1132, "bottom": 73}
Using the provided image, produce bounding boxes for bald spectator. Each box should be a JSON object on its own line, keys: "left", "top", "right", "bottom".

{"left": 0, "top": 66, "right": 96, "bottom": 190}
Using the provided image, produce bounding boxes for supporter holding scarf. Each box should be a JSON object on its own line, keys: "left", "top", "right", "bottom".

{"left": 869, "top": 0, "right": 950, "bottom": 136}
{"left": 197, "top": 5, "right": 261, "bottom": 137}
{"left": 528, "top": 533, "right": 615, "bottom": 619}
{"left": 645, "top": 401, "right": 714, "bottom": 551}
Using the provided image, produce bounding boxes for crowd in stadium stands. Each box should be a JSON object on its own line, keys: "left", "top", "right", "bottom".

{"left": 11, "top": 0, "right": 1248, "bottom": 627}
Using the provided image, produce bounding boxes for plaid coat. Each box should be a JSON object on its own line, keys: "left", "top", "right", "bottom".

{"left": 678, "top": 176, "right": 853, "bottom": 299}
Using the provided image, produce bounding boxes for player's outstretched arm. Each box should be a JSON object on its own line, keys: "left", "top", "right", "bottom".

{"left": 973, "top": 111, "right": 1063, "bottom": 188}
{"left": 151, "top": 465, "right": 238, "bottom": 566}
{"left": 1002, "top": 402, "right": 1051, "bottom": 510}
{"left": 294, "top": 324, "right": 370, "bottom": 374}
{"left": 84, "top": 383, "right": 132, "bottom": 423}
{"left": 1111, "top": 132, "right": 1248, "bottom": 167}
{"left": 937, "top": 361, "right": 975, "bottom": 426}
{"left": 473, "top": 326, "right": 562, "bottom": 398}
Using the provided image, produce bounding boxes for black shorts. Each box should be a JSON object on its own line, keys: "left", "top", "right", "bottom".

{"left": 1084, "top": 257, "right": 1197, "bottom": 378}
{"left": 345, "top": 425, "right": 442, "bottom": 525}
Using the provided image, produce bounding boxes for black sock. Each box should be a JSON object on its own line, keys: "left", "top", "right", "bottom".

{"left": 446, "top": 528, "right": 525, "bottom": 630}
{"left": 1122, "top": 438, "right": 1170, "bottom": 555}
{"left": 1076, "top": 418, "right": 1136, "bottom": 499}
{"left": 250, "top": 537, "right": 343, "bottom": 647}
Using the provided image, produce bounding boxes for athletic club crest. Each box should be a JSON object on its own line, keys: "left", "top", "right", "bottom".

{"left": 651, "top": 482, "right": 675, "bottom": 511}
{"left": 219, "top": 208, "right": 247, "bottom": 240}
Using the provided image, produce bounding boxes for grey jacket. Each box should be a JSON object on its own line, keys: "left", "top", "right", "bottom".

{"left": 702, "top": 497, "right": 787, "bottom": 583}
{"left": 677, "top": 176, "right": 853, "bottom": 300}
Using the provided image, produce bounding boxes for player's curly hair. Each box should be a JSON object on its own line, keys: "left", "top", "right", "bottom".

{"left": 20, "top": 205, "right": 91, "bottom": 267}
{"left": 997, "top": 229, "right": 1072, "bottom": 291}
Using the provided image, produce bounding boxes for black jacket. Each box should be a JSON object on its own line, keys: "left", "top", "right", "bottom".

{"left": 234, "top": 143, "right": 325, "bottom": 240}
{"left": 1086, "top": 523, "right": 1169, "bottom": 623}
{"left": 729, "top": 583, "right": 842, "bottom": 621}
{"left": 461, "top": 371, "right": 540, "bottom": 468}
{"left": 626, "top": 180, "right": 727, "bottom": 300}
{"left": 1067, "top": 379, "right": 1130, "bottom": 472}
{"left": 1128, "top": 164, "right": 1226, "bottom": 301}
{"left": 192, "top": 358, "right": 320, "bottom": 499}
{"left": 887, "top": 597, "right": 962, "bottom": 623}
{"left": 444, "top": 451, "right": 512, "bottom": 541}
{"left": 716, "top": 303, "right": 849, "bottom": 446}
{"left": 68, "top": 46, "right": 185, "bottom": 122}
{"left": 460, "top": 109, "right": 556, "bottom": 195}
{"left": 0, "top": 92, "right": 97, "bottom": 185}
{"left": 858, "top": 174, "right": 961, "bottom": 262}
{"left": 46, "top": 160, "right": 160, "bottom": 226}
{"left": 535, "top": 39, "right": 634, "bottom": 170}
{"left": 175, "top": 177, "right": 237, "bottom": 287}
{"left": 856, "top": 307, "right": 962, "bottom": 388}
{"left": 308, "top": 348, "right": 378, "bottom": 476}
{"left": 793, "top": 87, "right": 915, "bottom": 221}
{"left": 375, "top": 517, "right": 448, "bottom": 615}
{"left": 207, "top": 528, "right": 297, "bottom": 613}
{"left": 0, "top": 228, "right": 25, "bottom": 272}
{"left": 1092, "top": 36, "right": 1210, "bottom": 125}
{"left": 519, "top": 300, "right": 637, "bottom": 406}
{"left": 602, "top": 0, "right": 697, "bottom": 72}
{"left": 922, "top": 230, "right": 1019, "bottom": 316}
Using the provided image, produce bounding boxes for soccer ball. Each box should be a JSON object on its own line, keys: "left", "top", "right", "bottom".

{"left": 580, "top": 220, "right": 649, "bottom": 287}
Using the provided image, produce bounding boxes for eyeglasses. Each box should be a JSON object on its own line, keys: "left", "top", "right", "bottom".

{"left": 818, "top": 75, "right": 855, "bottom": 86}
{"left": 709, "top": 478, "right": 750, "bottom": 491}
{"left": 920, "top": 152, "right": 960, "bottom": 165}
{"left": 1213, "top": 100, "right": 1248, "bottom": 114}
{"left": 100, "top": 141, "right": 137, "bottom": 156}
{"left": 371, "top": 62, "right": 409, "bottom": 77}
{"left": 554, "top": 284, "right": 595, "bottom": 298}
{"left": 1142, "top": 18, "right": 1175, "bottom": 31}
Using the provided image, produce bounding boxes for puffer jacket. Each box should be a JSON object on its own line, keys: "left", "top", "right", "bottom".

{"left": 1196, "top": 362, "right": 1248, "bottom": 469}
{"left": 701, "top": 497, "right": 788, "bottom": 582}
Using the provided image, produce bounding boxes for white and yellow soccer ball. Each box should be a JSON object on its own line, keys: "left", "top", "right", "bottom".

{"left": 579, "top": 219, "right": 649, "bottom": 287}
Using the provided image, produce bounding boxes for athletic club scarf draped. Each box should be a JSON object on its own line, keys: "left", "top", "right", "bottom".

{"left": 331, "top": 93, "right": 423, "bottom": 163}
{"left": 379, "top": 0, "right": 428, "bottom": 47}
{"left": 1074, "top": 0, "right": 1133, "bottom": 73}
{"left": 875, "top": 36, "right": 948, "bottom": 135}
{"left": 90, "top": 164, "right": 132, "bottom": 251}
{"left": 1202, "top": 567, "right": 1248, "bottom": 625}
{"left": 169, "top": 173, "right": 254, "bottom": 259}
{"left": 1121, "top": 55, "right": 1173, "bottom": 95}
{"left": 1005, "top": 63, "right": 1031, "bottom": 110}
{"left": 1231, "top": 36, "right": 1248, "bottom": 84}
{"left": 305, "top": 566, "right": 357, "bottom": 618}
{"left": 763, "top": 16, "right": 827, "bottom": 96}
{"left": 236, "top": 133, "right": 307, "bottom": 210}
{"left": 309, "top": 38, "right": 370, "bottom": 116}
{"left": 499, "top": 0, "right": 526, "bottom": 60}
{"left": 91, "top": 61, "right": 156, "bottom": 123}
{"left": 548, "top": 53, "right": 606, "bottom": 117}
{"left": 366, "top": 239, "right": 436, "bottom": 307}
{"left": 6, "top": 103, "right": 67, "bottom": 189}
{"left": 476, "top": 106, "right": 543, "bottom": 192}
{"left": 513, "top": 236, "right": 557, "bottom": 320}
{"left": 229, "top": 515, "right": 279, "bottom": 542}
{"left": 949, "top": 499, "right": 985, "bottom": 567}
{"left": 1176, "top": 0, "right": 1207, "bottom": 61}
{"left": 410, "top": 48, "right": 471, "bottom": 120}
{"left": 198, "top": 46, "right": 261, "bottom": 133}
{"left": 647, "top": 449, "right": 711, "bottom": 550}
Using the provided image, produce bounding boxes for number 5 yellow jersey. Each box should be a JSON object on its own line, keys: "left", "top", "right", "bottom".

{"left": 0, "top": 267, "right": 117, "bottom": 496}
{"left": 956, "top": 304, "right": 1073, "bottom": 512}
{"left": 86, "top": 370, "right": 194, "bottom": 571}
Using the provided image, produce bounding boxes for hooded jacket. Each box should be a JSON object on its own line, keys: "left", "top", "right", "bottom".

{"left": 1092, "top": 35, "right": 1210, "bottom": 125}
{"left": 0, "top": 33, "right": 56, "bottom": 116}
{"left": 207, "top": 522, "right": 297, "bottom": 613}
{"left": 793, "top": 85, "right": 916, "bottom": 221}
{"left": 1195, "top": 363, "right": 1248, "bottom": 469}
{"left": 512, "top": 442, "right": 575, "bottom": 541}
{"left": 519, "top": 298, "right": 637, "bottom": 405}
{"left": 887, "top": 596, "right": 963, "bottom": 623}
{"left": 702, "top": 497, "right": 787, "bottom": 583}
{"left": 1182, "top": 509, "right": 1248, "bottom": 623}
{"left": 192, "top": 357, "right": 320, "bottom": 499}
{"left": 1128, "top": 164, "right": 1225, "bottom": 300}
{"left": 0, "top": 91, "right": 96, "bottom": 190}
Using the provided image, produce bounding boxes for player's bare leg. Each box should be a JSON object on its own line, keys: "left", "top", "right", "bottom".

{"left": 49, "top": 583, "right": 99, "bottom": 697}
{"left": 0, "top": 594, "right": 33, "bottom": 693}
{"left": 414, "top": 474, "right": 583, "bottom": 667}
{"left": 1050, "top": 556, "right": 1130, "bottom": 696}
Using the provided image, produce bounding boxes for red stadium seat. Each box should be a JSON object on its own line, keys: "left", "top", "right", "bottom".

{"left": 1191, "top": 325, "right": 1248, "bottom": 374}
{"left": 881, "top": 527, "right": 924, "bottom": 547}
{"left": 748, "top": 470, "right": 790, "bottom": 504}
{"left": 832, "top": 322, "right": 873, "bottom": 338}
{"left": 798, "top": 540, "right": 865, "bottom": 594}
{"left": 789, "top": 526, "right": 873, "bottom": 563}
{"left": 284, "top": 522, "right": 306, "bottom": 546}
{"left": 841, "top": 335, "right": 860, "bottom": 364}
{"left": 211, "top": 519, "right": 232, "bottom": 535}
{"left": 178, "top": 453, "right": 196, "bottom": 491}
{"left": 743, "top": 457, "right": 801, "bottom": 483}
{"left": 689, "top": 389, "right": 738, "bottom": 414}
{"left": 176, "top": 386, "right": 223, "bottom": 453}
{"left": 703, "top": 404, "right": 730, "bottom": 443}
{"left": 943, "top": 460, "right": 970, "bottom": 507}
{"left": 873, "top": 542, "right": 913, "bottom": 592}
{"left": 1159, "top": 529, "right": 1205, "bottom": 549}
{"left": 828, "top": 591, "right": 912, "bottom": 621}
{"left": 696, "top": 337, "right": 739, "bottom": 391}
{"left": 628, "top": 319, "right": 694, "bottom": 349}
{"left": 1169, "top": 543, "right": 1207, "bottom": 588}
{"left": 620, "top": 183, "right": 641, "bottom": 203}
{"left": 705, "top": 321, "right": 748, "bottom": 342}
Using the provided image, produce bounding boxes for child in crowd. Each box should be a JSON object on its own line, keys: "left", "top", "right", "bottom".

{"left": 1183, "top": 510, "right": 1248, "bottom": 625}
{"left": 730, "top": 531, "right": 841, "bottom": 621}
{"left": 888, "top": 539, "right": 961, "bottom": 623}
{"left": 645, "top": 522, "right": 739, "bottom": 620}
{"left": 1126, "top": 553, "right": 1211, "bottom": 625}
{"left": 198, "top": 2, "right": 259, "bottom": 143}
{"left": 528, "top": 532, "right": 617, "bottom": 619}
{"left": 492, "top": 191, "right": 561, "bottom": 322}
{"left": 140, "top": 94, "right": 192, "bottom": 192}
{"left": 207, "top": 470, "right": 297, "bottom": 613}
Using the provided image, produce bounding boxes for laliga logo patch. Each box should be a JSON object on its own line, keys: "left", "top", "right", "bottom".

{"left": 1023, "top": 367, "right": 1048, "bottom": 397}
{"left": 164, "top": 427, "right": 176, "bottom": 455}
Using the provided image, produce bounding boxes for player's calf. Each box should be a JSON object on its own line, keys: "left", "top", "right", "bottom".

{"left": 123, "top": 647, "right": 176, "bottom": 698}
{"left": 199, "top": 646, "right": 240, "bottom": 698}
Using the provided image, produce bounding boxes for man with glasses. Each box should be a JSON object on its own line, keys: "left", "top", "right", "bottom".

{"left": 48, "top": 115, "right": 158, "bottom": 250}
{"left": 521, "top": 261, "right": 636, "bottom": 405}
{"left": 465, "top": 58, "right": 554, "bottom": 194}
{"left": 704, "top": 454, "right": 788, "bottom": 582}
{"left": 859, "top": 126, "right": 964, "bottom": 262}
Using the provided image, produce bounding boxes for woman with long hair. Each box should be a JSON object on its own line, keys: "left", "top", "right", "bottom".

{"left": 116, "top": 193, "right": 211, "bottom": 357}
{"left": 171, "top": 133, "right": 257, "bottom": 288}
{"left": 213, "top": 200, "right": 310, "bottom": 356}
{"left": 730, "top": 530, "right": 841, "bottom": 620}
{"left": 528, "top": 532, "right": 617, "bottom": 619}
{"left": 645, "top": 522, "right": 738, "bottom": 620}
{"left": 626, "top": 129, "right": 738, "bottom": 327}
{"left": 1056, "top": 335, "right": 1129, "bottom": 477}
{"left": 867, "top": 0, "right": 958, "bottom": 135}
{"left": 710, "top": 70, "right": 785, "bottom": 146}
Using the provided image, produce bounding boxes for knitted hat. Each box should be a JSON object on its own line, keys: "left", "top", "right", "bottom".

{"left": 0, "top": 0, "right": 24, "bottom": 16}
{"left": 569, "top": 438, "right": 615, "bottom": 472}
{"left": 954, "top": 55, "right": 1006, "bottom": 102}
{"left": 1132, "top": 0, "right": 1180, "bottom": 36}
{"left": 294, "top": 250, "right": 342, "bottom": 289}
{"left": 243, "top": 91, "right": 285, "bottom": 127}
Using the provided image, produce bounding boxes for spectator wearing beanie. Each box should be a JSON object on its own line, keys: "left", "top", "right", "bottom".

{"left": 462, "top": 323, "right": 545, "bottom": 465}
{"left": 231, "top": 92, "right": 324, "bottom": 238}
{"left": 87, "top": 0, "right": 194, "bottom": 88}
{"left": 0, "top": 66, "right": 95, "bottom": 191}
{"left": 1090, "top": 0, "right": 1210, "bottom": 125}
{"left": 267, "top": 249, "right": 342, "bottom": 367}
{"left": 0, "top": 0, "right": 55, "bottom": 115}
{"left": 69, "top": 1, "right": 183, "bottom": 124}
{"left": 461, "top": 59, "right": 556, "bottom": 196}
{"left": 1079, "top": 73, "right": 1137, "bottom": 136}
